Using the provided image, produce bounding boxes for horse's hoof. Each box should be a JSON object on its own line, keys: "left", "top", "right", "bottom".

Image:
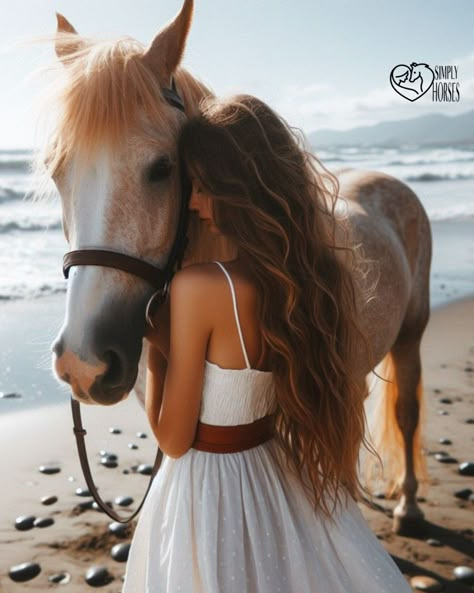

{"left": 392, "top": 512, "right": 427, "bottom": 536}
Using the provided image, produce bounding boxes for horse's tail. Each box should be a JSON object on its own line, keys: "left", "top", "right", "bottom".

{"left": 364, "top": 351, "right": 428, "bottom": 497}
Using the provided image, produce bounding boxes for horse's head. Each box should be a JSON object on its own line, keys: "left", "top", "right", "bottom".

{"left": 45, "top": 0, "right": 209, "bottom": 405}
{"left": 409, "top": 62, "right": 423, "bottom": 82}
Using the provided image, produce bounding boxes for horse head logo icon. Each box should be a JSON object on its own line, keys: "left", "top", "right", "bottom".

{"left": 390, "top": 62, "right": 435, "bottom": 101}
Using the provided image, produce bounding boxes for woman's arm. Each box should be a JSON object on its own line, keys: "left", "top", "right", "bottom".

{"left": 144, "top": 268, "right": 212, "bottom": 458}
{"left": 145, "top": 345, "right": 168, "bottom": 442}
{"left": 144, "top": 292, "right": 171, "bottom": 439}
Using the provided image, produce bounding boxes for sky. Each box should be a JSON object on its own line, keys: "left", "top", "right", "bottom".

{"left": 0, "top": 0, "right": 473, "bottom": 149}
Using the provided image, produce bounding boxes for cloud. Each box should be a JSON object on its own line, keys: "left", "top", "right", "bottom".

{"left": 274, "top": 52, "right": 474, "bottom": 134}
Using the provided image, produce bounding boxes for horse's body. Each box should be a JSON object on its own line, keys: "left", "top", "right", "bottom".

{"left": 40, "top": 1, "right": 432, "bottom": 535}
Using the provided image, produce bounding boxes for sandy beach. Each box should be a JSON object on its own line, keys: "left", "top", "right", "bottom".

{"left": 0, "top": 295, "right": 473, "bottom": 592}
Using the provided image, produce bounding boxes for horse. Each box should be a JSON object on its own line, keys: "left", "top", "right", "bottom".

{"left": 36, "top": 0, "right": 432, "bottom": 536}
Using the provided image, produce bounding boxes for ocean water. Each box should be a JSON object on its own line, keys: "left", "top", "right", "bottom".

{"left": 0, "top": 144, "right": 473, "bottom": 307}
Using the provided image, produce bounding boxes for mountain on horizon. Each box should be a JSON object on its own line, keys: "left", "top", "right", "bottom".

{"left": 309, "top": 109, "right": 474, "bottom": 148}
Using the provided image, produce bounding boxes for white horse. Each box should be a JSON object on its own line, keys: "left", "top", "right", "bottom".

{"left": 37, "top": 1, "right": 432, "bottom": 535}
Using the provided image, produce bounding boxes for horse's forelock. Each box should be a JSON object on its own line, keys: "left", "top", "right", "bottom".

{"left": 35, "top": 35, "right": 206, "bottom": 186}
{"left": 32, "top": 31, "right": 213, "bottom": 209}
{"left": 58, "top": 38, "right": 171, "bottom": 156}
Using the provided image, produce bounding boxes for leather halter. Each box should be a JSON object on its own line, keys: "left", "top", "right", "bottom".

{"left": 67, "top": 77, "right": 191, "bottom": 523}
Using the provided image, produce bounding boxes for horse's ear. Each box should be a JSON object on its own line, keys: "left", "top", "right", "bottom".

{"left": 55, "top": 12, "right": 83, "bottom": 62}
{"left": 142, "top": 0, "right": 194, "bottom": 82}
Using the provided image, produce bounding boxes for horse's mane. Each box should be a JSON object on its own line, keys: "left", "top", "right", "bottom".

{"left": 32, "top": 33, "right": 212, "bottom": 201}
{"left": 31, "top": 32, "right": 235, "bottom": 264}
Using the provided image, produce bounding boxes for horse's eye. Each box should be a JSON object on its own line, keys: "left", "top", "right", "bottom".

{"left": 147, "top": 157, "right": 172, "bottom": 183}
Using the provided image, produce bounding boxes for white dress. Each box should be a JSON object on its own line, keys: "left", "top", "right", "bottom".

{"left": 122, "top": 261, "right": 412, "bottom": 593}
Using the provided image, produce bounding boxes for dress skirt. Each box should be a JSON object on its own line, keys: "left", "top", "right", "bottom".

{"left": 122, "top": 439, "right": 412, "bottom": 593}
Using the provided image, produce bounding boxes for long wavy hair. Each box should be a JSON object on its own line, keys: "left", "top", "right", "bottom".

{"left": 178, "top": 94, "right": 379, "bottom": 520}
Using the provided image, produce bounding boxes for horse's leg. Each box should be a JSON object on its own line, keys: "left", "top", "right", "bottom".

{"left": 390, "top": 332, "right": 428, "bottom": 535}
{"left": 367, "top": 322, "right": 429, "bottom": 535}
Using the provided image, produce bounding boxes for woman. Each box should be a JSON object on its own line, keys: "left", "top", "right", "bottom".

{"left": 122, "top": 94, "right": 412, "bottom": 592}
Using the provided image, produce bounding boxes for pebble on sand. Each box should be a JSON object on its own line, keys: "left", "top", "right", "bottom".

{"left": 92, "top": 501, "right": 114, "bottom": 512}
{"left": 453, "top": 566, "right": 474, "bottom": 584}
{"left": 15, "top": 516, "right": 36, "bottom": 531}
{"left": 109, "top": 427, "right": 122, "bottom": 434}
{"left": 40, "top": 495, "right": 58, "bottom": 505}
{"left": 114, "top": 496, "right": 134, "bottom": 507}
{"left": 458, "top": 461, "right": 474, "bottom": 476}
{"left": 85, "top": 565, "right": 113, "bottom": 587}
{"left": 454, "top": 488, "right": 473, "bottom": 500}
{"left": 100, "top": 457, "right": 118, "bottom": 469}
{"left": 137, "top": 464, "right": 153, "bottom": 475}
{"left": 108, "top": 521, "right": 129, "bottom": 537}
{"left": 410, "top": 575, "right": 444, "bottom": 592}
{"left": 99, "top": 451, "right": 118, "bottom": 461}
{"left": 434, "top": 453, "right": 458, "bottom": 464}
{"left": 74, "top": 499, "right": 95, "bottom": 512}
{"left": 9, "top": 562, "right": 41, "bottom": 583}
{"left": 426, "top": 538, "right": 443, "bottom": 547}
{"left": 38, "top": 464, "right": 61, "bottom": 475}
{"left": 34, "top": 517, "right": 54, "bottom": 528}
{"left": 111, "top": 542, "right": 131, "bottom": 562}
{"left": 48, "top": 572, "right": 71, "bottom": 584}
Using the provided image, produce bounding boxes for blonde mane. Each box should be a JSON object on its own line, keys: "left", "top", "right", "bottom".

{"left": 33, "top": 33, "right": 212, "bottom": 194}
{"left": 32, "top": 31, "right": 236, "bottom": 265}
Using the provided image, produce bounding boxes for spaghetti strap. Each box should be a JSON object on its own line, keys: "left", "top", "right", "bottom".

{"left": 213, "top": 261, "right": 252, "bottom": 369}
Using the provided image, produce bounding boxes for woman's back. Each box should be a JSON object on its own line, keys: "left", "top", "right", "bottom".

{"left": 123, "top": 258, "right": 412, "bottom": 591}
{"left": 199, "top": 260, "right": 277, "bottom": 426}
{"left": 203, "top": 259, "right": 270, "bottom": 372}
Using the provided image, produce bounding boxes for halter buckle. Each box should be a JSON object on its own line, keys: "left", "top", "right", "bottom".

{"left": 145, "top": 281, "right": 170, "bottom": 330}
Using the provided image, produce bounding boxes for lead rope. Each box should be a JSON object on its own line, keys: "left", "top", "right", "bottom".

{"left": 71, "top": 398, "right": 163, "bottom": 523}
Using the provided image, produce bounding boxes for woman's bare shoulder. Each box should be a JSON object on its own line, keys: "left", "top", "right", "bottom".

{"left": 173, "top": 261, "right": 256, "bottom": 298}
{"left": 169, "top": 262, "right": 226, "bottom": 300}
{"left": 174, "top": 261, "right": 222, "bottom": 282}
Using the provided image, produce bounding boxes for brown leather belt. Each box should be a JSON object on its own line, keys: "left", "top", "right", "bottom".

{"left": 70, "top": 405, "right": 275, "bottom": 525}
{"left": 192, "top": 414, "right": 275, "bottom": 453}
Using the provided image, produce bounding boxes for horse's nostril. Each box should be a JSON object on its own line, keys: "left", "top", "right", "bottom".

{"left": 101, "top": 349, "right": 126, "bottom": 390}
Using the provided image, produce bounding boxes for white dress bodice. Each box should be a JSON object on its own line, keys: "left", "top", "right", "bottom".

{"left": 198, "top": 261, "right": 277, "bottom": 426}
